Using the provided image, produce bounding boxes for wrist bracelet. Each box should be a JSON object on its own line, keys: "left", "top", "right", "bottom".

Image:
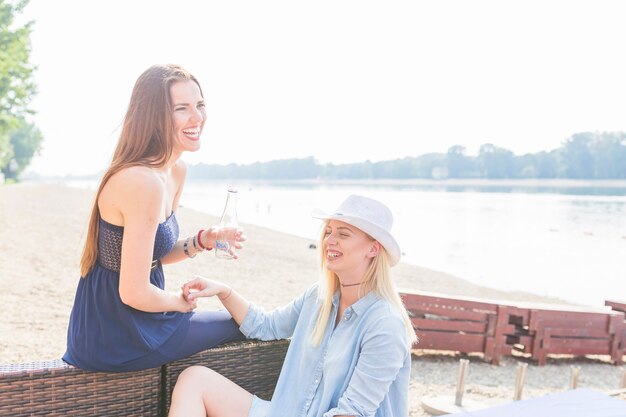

{"left": 197, "top": 229, "right": 212, "bottom": 251}
{"left": 192, "top": 234, "right": 200, "bottom": 251}
{"left": 183, "top": 237, "right": 196, "bottom": 258}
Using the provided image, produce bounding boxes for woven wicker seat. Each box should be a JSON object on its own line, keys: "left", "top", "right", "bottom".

{"left": 163, "top": 339, "right": 289, "bottom": 408}
{"left": 0, "top": 339, "right": 289, "bottom": 417}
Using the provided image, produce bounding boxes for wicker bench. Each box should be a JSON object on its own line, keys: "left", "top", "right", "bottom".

{"left": 0, "top": 339, "right": 289, "bottom": 417}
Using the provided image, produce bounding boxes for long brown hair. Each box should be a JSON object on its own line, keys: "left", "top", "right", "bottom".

{"left": 80, "top": 64, "right": 203, "bottom": 277}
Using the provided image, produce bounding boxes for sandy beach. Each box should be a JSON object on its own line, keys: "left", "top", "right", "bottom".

{"left": 1, "top": 183, "right": 624, "bottom": 415}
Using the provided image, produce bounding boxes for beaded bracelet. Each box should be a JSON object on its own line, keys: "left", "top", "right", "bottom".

{"left": 183, "top": 237, "right": 196, "bottom": 258}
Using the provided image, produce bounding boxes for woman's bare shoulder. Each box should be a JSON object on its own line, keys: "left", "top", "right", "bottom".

{"left": 99, "top": 166, "right": 164, "bottom": 222}
{"left": 107, "top": 166, "right": 163, "bottom": 194}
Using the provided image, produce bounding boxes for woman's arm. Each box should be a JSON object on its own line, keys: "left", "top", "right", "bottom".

{"left": 114, "top": 167, "right": 194, "bottom": 313}
{"left": 183, "top": 278, "right": 312, "bottom": 340}
{"left": 183, "top": 278, "right": 250, "bottom": 324}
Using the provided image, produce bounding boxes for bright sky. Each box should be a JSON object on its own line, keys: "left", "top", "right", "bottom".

{"left": 21, "top": 0, "right": 626, "bottom": 176}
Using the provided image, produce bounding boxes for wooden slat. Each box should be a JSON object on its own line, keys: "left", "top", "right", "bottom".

{"left": 407, "top": 304, "right": 490, "bottom": 322}
{"left": 401, "top": 292, "right": 499, "bottom": 312}
{"left": 543, "top": 338, "right": 612, "bottom": 355}
{"left": 544, "top": 327, "right": 615, "bottom": 338}
{"left": 411, "top": 318, "right": 488, "bottom": 333}
{"left": 605, "top": 300, "right": 626, "bottom": 313}
{"left": 528, "top": 310, "right": 622, "bottom": 332}
{"left": 416, "top": 331, "right": 487, "bottom": 352}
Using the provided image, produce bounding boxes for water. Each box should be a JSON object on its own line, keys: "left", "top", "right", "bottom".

{"left": 64, "top": 178, "right": 626, "bottom": 306}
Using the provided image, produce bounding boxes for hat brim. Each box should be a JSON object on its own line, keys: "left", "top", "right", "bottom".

{"left": 311, "top": 209, "right": 401, "bottom": 266}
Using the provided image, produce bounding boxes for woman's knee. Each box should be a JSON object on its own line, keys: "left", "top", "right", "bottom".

{"left": 176, "top": 366, "right": 220, "bottom": 388}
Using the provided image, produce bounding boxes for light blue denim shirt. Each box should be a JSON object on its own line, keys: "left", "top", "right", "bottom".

{"left": 240, "top": 284, "right": 411, "bottom": 417}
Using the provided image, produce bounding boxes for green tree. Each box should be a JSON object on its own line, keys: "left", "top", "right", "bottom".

{"left": 478, "top": 143, "right": 515, "bottom": 178}
{"left": 446, "top": 145, "right": 469, "bottom": 178}
{"left": 589, "top": 132, "right": 626, "bottom": 179}
{"left": 559, "top": 133, "right": 594, "bottom": 178}
{"left": 515, "top": 153, "right": 538, "bottom": 178}
{"left": 0, "top": 131, "right": 12, "bottom": 167}
{"left": 1, "top": 0, "right": 38, "bottom": 177}
{"left": 415, "top": 153, "right": 446, "bottom": 178}
{"left": 513, "top": 152, "right": 558, "bottom": 179}
{"left": 1, "top": 120, "right": 42, "bottom": 179}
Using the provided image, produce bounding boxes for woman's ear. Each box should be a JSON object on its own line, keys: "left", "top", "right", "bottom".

{"left": 367, "top": 241, "right": 381, "bottom": 259}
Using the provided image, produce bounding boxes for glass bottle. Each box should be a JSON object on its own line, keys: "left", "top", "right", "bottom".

{"left": 215, "top": 187, "right": 238, "bottom": 259}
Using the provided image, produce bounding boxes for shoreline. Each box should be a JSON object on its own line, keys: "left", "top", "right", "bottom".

{"left": 30, "top": 176, "right": 626, "bottom": 190}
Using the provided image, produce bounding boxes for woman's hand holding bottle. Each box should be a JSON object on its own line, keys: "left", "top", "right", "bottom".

{"left": 199, "top": 227, "right": 246, "bottom": 259}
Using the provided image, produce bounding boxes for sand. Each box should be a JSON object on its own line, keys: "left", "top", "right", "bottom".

{"left": 1, "top": 183, "right": 623, "bottom": 415}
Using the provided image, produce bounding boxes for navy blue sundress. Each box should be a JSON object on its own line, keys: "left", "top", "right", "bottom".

{"left": 63, "top": 212, "right": 243, "bottom": 372}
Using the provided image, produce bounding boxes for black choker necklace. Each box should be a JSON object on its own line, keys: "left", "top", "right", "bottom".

{"left": 340, "top": 282, "right": 361, "bottom": 287}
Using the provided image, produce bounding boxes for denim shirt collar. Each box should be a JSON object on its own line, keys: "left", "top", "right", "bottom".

{"left": 332, "top": 290, "right": 379, "bottom": 316}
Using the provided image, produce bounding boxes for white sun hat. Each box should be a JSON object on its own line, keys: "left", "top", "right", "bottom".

{"left": 311, "top": 195, "right": 402, "bottom": 266}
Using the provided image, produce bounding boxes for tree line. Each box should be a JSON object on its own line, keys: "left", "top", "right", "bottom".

{"left": 188, "top": 131, "right": 626, "bottom": 180}
{"left": 0, "top": 0, "right": 42, "bottom": 182}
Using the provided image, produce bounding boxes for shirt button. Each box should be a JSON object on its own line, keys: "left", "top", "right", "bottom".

{"left": 315, "top": 379, "right": 319, "bottom": 384}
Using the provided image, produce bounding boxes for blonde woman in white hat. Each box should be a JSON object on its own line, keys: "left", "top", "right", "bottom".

{"left": 169, "top": 195, "right": 417, "bottom": 417}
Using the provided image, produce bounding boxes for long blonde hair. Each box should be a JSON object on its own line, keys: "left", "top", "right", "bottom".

{"left": 310, "top": 221, "right": 417, "bottom": 347}
{"left": 80, "top": 64, "right": 203, "bottom": 277}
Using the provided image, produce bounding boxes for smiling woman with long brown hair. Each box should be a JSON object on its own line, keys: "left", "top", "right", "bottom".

{"left": 63, "top": 64, "right": 245, "bottom": 372}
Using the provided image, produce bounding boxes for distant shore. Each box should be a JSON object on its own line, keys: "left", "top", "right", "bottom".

{"left": 259, "top": 178, "right": 626, "bottom": 188}
{"left": 1, "top": 183, "right": 623, "bottom": 415}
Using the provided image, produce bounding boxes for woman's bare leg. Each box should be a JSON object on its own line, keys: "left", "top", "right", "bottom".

{"left": 168, "top": 366, "right": 254, "bottom": 417}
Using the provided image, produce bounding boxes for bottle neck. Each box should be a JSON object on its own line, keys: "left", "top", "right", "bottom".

{"left": 224, "top": 191, "right": 237, "bottom": 207}
{"left": 220, "top": 191, "right": 238, "bottom": 225}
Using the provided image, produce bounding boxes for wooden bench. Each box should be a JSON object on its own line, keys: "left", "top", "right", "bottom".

{"left": 401, "top": 291, "right": 626, "bottom": 366}
{"left": 0, "top": 339, "right": 289, "bottom": 417}
{"left": 400, "top": 290, "right": 518, "bottom": 364}
{"left": 508, "top": 306, "right": 624, "bottom": 366}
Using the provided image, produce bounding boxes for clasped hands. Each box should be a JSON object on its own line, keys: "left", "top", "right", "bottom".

{"left": 180, "top": 276, "right": 231, "bottom": 307}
